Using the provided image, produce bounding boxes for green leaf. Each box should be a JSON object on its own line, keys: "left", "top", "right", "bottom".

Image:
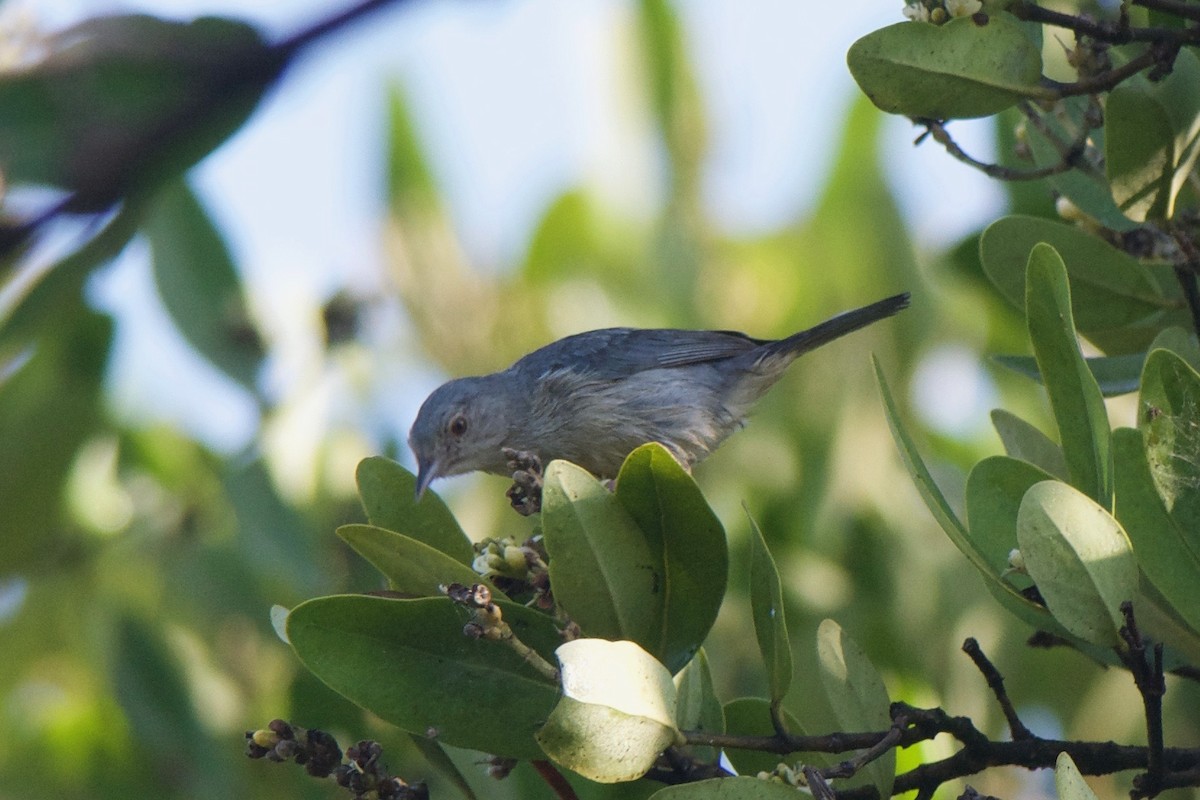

{"left": 993, "top": 353, "right": 1144, "bottom": 397}
{"left": 1055, "top": 753, "right": 1100, "bottom": 800}
{"left": 966, "top": 455, "right": 1056, "bottom": 579}
{"left": 990, "top": 409, "right": 1069, "bottom": 480}
{"left": 1139, "top": 349, "right": 1200, "bottom": 559}
{"left": 1147, "top": 327, "right": 1200, "bottom": 372}
{"left": 980, "top": 215, "right": 1177, "bottom": 354}
{"left": 143, "top": 179, "right": 263, "bottom": 391}
{"left": 354, "top": 456, "right": 473, "bottom": 565}
{"left": 0, "top": 14, "right": 278, "bottom": 206}
{"left": 1106, "top": 49, "right": 1200, "bottom": 222}
{"left": 1017, "top": 480, "right": 1138, "bottom": 646}
{"left": 336, "top": 524, "right": 490, "bottom": 597}
{"left": 616, "top": 443, "right": 728, "bottom": 673}
{"left": 287, "top": 595, "right": 559, "bottom": 759}
{"left": 1026, "top": 243, "right": 1113, "bottom": 508}
{"left": 649, "top": 777, "right": 810, "bottom": 799}
{"left": 816, "top": 620, "right": 894, "bottom": 799}
{"left": 721, "top": 698, "right": 815, "bottom": 778}
{"left": 542, "top": 460, "right": 660, "bottom": 644}
{"left": 673, "top": 648, "right": 724, "bottom": 763}
{"left": 538, "top": 639, "right": 680, "bottom": 783}
{"left": 847, "top": 14, "right": 1044, "bottom": 120}
{"left": 407, "top": 736, "right": 478, "bottom": 800}
{"left": 1114, "top": 428, "right": 1200, "bottom": 642}
{"left": 746, "top": 511, "right": 791, "bottom": 704}
{"left": 386, "top": 83, "right": 439, "bottom": 213}
{"left": 1021, "top": 96, "right": 1134, "bottom": 231}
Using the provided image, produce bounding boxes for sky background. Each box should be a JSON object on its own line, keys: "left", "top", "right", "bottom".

{"left": 24, "top": 0, "right": 1003, "bottom": 466}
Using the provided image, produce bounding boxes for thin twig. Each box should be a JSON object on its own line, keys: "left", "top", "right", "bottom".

{"left": 819, "top": 720, "right": 906, "bottom": 780}
{"left": 531, "top": 760, "right": 580, "bottom": 800}
{"left": 915, "top": 118, "right": 1085, "bottom": 181}
{"left": 962, "top": 638, "right": 1035, "bottom": 741}
{"left": 1120, "top": 603, "right": 1167, "bottom": 799}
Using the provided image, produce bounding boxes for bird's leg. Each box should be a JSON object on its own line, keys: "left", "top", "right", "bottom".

{"left": 503, "top": 448, "right": 543, "bottom": 516}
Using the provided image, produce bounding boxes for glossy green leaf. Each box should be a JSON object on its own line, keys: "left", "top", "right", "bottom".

{"left": 816, "top": 620, "right": 894, "bottom": 800}
{"left": 1026, "top": 244, "right": 1113, "bottom": 508}
{"left": 746, "top": 512, "right": 791, "bottom": 704}
{"left": 721, "top": 698, "right": 814, "bottom": 778}
{"left": 1022, "top": 97, "right": 1134, "bottom": 231}
{"left": 1139, "top": 349, "right": 1200, "bottom": 559}
{"left": 649, "top": 777, "right": 811, "bottom": 799}
{"left": 993, "top": 353, "right": 1144, "bottom": 397}
{"left": 981, "top": 216, "right": 1177, "bottom": 354}
{"left": 336, "top": 524, "right": 490, "bottom": 597}
{"left": 143, "top": 179, "right": 263, "bottom": 391}
{"left": 1017, "top": 480, "right": 1138, "bottom": 646}
{"left": 990, "top": 409, "right": 1069, "bottom": 480}
{"left": 542, "top": 460, "right": 660, "bottom": 644}
{"left": 1106, "top": 49, "right": 1200, "bottom": 222}
{"left": 616, "top": 443, "right": 728, "bottom": 673}
{"left": 0, "top": 14, "right": 278, "bottom": 206}
{"left": 1055, "top": 753, "right": 1100, "bottom": 800}
{"left": 354, "top": 456, "right": 473, "bottom": 565}
{"left": 848, "top": 14, "right": 1043, "bottom": 119}
{"left": 287, "top": 595, "right": 559, "bottom": 759}
{"left": 673, "top": 648, "right": 724, "bottom": 763}
{"left": 537, "top": 697, "right": 677, "bottom": 784}
{"left": 1114, "top": 429, "right": 1200, "bottom": 640}
{"left": 966, "top": 455, "right": 1056, "bottom": 579}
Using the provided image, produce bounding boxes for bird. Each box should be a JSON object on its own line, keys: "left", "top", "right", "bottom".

{"left": 409, "top": 292, "right": 909, "bottom": 500}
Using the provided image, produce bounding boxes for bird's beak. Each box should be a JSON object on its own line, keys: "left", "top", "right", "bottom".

{"left": 415, "top": 457, "right": 441, "bottom": 500}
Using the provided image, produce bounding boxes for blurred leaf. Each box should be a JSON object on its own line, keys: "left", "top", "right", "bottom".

{"left": 1106, "top": 49, "right": 1200, "bottom": 222}
{"left": 0, "top": 311, "right": 110, "bottom": 571}
{"left": 0, "top": 14, "right": 279, "bottom": 207}
{"left": 355, "top": 456, "right": 473, "bottom": 565}
{"left": 616, "top": 443, "right": 728, "bottom": 673}
{"left": 1139, "top": 348, "right": 1200, "bottom": 559}
{"left": 386, "top": 83, "right": 439, "bottom": 213}
{"left": 966, "top": 455, "right": 1056, "bottom": 579}
{"left": 1113, "top": 428, "right": 1200, "bottom": 638}
{"left": 143, "top": 179, "right": 263, "bottom": 391}
{"left": 1017, "top": 480, "right": 1137, "bottom": 646}
{"left": 1022, "top": 97, "right": 1134, "bottom": 231}
{"left": 1055, "top": 752, "right": 1100, "bottom": 800}
{"left": 746, "top": 511, "right": 791, "bottom": 705}
{"left": 1026, "top": 243, "right": 1113, "bottom": 508}
{"left": 990, "top": 409, "right": 1069, "bottom": 480}
{"left": 816, "top": 620, "right": 894, "bottom": 799}
{"left": 649, "top": 778, "right": 809, "bottom": 799}
{"left": 721, "top": 698, "right": 813, "bottom": 777}
{"left": 542, "top": 459, "right": 659, "bottom": 645}
{"left": 980, "top": 216, "right": 1177, "bottom": 354}
{"left": 847, "top": 14, "right": 1043, "bottom": 120}
{"left": 673, "top": 648, "right": 723, "bottom": 763}
{"left": 994, "top": 353, "right": 1144, "bottom": 398}
{"left": 336, "top": 524, "right": 490, "bottom": 597}
{"left": 287, "top": 595, "right": 559, "bottom": 759}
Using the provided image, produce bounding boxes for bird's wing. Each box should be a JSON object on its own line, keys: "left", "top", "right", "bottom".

{"left": 515, "top": 328, "right": 766, "bottom": 381}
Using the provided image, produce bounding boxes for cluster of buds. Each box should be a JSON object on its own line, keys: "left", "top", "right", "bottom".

{"left": 472, "top": 536, "right": 552, "bottom": 609}
{"left": 245, "top": 719, "right": 343, "bottom": 777}
{"left": 445, "top": 582, "right": 511, "bottom": 641}
{"left": 333, "top": 740, "right": 429, "bottom": 800}
{"left": 903, "top": 0, "right": 983, "bottom": 24}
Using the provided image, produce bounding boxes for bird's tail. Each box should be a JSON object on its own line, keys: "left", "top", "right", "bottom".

{"left": 758, "top": 292, "right": 911, "bottom": 364}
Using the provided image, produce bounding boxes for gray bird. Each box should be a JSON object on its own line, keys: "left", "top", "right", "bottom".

{"left": 409, "top": 292, "right": 909, "bottom": 498}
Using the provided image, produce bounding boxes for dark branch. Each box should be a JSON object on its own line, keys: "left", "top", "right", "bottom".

{"left": 962, "top": 638, "right": 1034, "bottom": 741}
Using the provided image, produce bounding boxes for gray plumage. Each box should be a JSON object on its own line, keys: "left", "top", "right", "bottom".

{"left": 409, "top": 292, "right": 909, "bottom": 496}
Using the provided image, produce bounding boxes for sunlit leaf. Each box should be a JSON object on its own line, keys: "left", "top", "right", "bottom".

{"left": 1017, "top": 480, "right": 1137, "bottom": 646}
{"left": 1055, "top": 752, "right": 1100, "bottom": 800}
{"left": 1026, "top": 243, "right": 1113, "bottom": 508}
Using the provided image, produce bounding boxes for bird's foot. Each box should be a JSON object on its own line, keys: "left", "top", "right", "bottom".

{"left": 503, "top": 448, "right": 543, "bottom": 516}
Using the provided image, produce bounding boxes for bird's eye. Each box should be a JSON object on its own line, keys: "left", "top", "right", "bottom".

{"left": 448, "top": 414, "right": 468, "bottom": 437}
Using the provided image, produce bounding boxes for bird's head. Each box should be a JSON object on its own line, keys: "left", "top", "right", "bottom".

{"left": 408, "top": 376, "right": 513, "bottom": 498}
